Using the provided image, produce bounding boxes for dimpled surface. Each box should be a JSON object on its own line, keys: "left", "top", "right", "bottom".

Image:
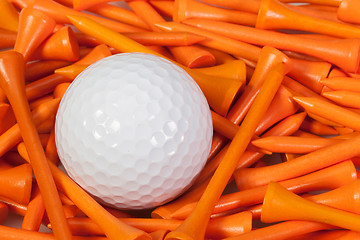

{"left": 55, "top": 53, "right": 212, "bottom": 209}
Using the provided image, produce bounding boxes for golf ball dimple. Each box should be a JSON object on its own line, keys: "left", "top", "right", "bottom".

{"left": 55, "top": 53, "right": 213, "bottom": 209}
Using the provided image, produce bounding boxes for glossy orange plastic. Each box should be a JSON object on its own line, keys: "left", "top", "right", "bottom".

{"left": 202, "top": 0, "right": 340, "bottom": 16}
{"left": 0, "top": 164, "right": 33, "bottom": 205}
{"left": 282, "top": 76, "right": 329, "bottom": 102}
{"left": 25, "top": 74, "right": 72, "bottom": 101}
{"left": 288, "top": 59, "right": 331, "bottom": 93}
{"left": 255, "top": 86, "right": 298, "bottom": 135}
{"left": 256, "top": 0, "right": 360, "bottom": 40}
{"left": 306, "top": 112, "right": 343, "bottom": 129}
{"left": 250, "top": 179, "right": 360, "bottom": 218}
{"left": 152, "top": 169, "right": 211, "bottom": 219}
{"left": 288, "top": 4, "right": 339, "bottom": 22}
{"left": 320, "top": 77, "right": 360, "bottom": 92}
{"left": 146, "top": 46, "right": 175, "bottom": 60}
{"left": 11, "top": 0, "right": 144, "bottom": 32}
{"left": 29, "top": 94, "right": 53, "bottom": 110}
{"left": 155, "top": 21, "right": 261, "bottom": 62}
{"left": 303, "top": 123, "right": 346, "bottom": 135}
{"left": 0, "top": 29, "right": 17, "bottom": 50}
{"left": 76, "top": 32, "right": 206, "bottom": 47}
{"left": 232, "top": 48, "right": 290, "bottom": 123}
{"left": 329, "top": 68, "right": 348, "bottom": 78}
{"left": 130, "top": 0, "right": 218, "bottom": 69}
{"left": 25, "top": 60, "right": 71, "bottom": 82}
{"left": 173, "top": 160, "right": 356, "bottom": 219}
{"left": 213, "top": 99, "right": 304, "bottom": 179}
{"left": 223, "top": 220, "right": 331, "bottom": 240}
{"left": 0, "top": 0, "right": 19, "bottom": 32}
{"left": 1, "top": 196, "right": 30, "bottom": 216}
{"left": 337, "top": 0, "right": 360, "bottom": 24}
{"left": 97, "top": 206, "right": 131, "bottom": 219}
{"left": 0, "top": 103, "right": 16, "bottom": 135}
{"left": 72, "top": 0, "right": 111, "bottom": 10}
{"left": 292, "top": 129, "right": 325, "bottom": 138}
{"left": 74, "top": 33, "right": 102, "bottom": 47}
{"left": 292, "top": 230, "right": 360, "bottom": 240}
{"left": 165, "top": 64, "right": 287, "bottom": 240}
{"left": 0, "top": 225, "right": 107, "bottom": 240}
{"left": 200, "top": 0, "right": 260, "bottom": 13}
{"left": 293, "top": 124, "right": 339, "bottom": 138}
{"left": 210, "top": 47, "right": 289, "bottom": 157}
{"left": 185, "top": 18, "right": 359, "bottom": 73}
{"left": 211, "top": 111, "right": 238, "bottom": 140}
{"left": 235, "top": 134, "right": 360, "bottom": 190}
{"left": 262, "top": 112, "right": 307, "bottom": 137}
{"left": 323, "top": 90, "right": 360, "bottom": 108}
{"left": 334, "top": 126, "right": 355, "bottom": 135}
{"left": 205, "top": 211, "right": 252, "bottom": 239}
{"left": 88, "top": 3, "right": 150, "bottom": 30}
{"left": 21, "top": 186, "right": 45, "bottom": 231}
{"left": 282, "top": 50, "right": 322, "bottom": 62}
{"left": 173, "top": 0, "right": 257, "bottom": 26}
{"left": 65, "top": 211, "right": 251, "bottom": 239}
{"left": 281, "top": 0, "right": 340, "bottom": 6}
{"left": 210, "top": 113, "right": 270, "bottom": 154}
{"left": 156, "top": 24, "right": 325, "bottom": 114}
{"left": 299, "top": 116, "right": 338, "bottom": 135}
{"left": 150, "top": 230, "right": 169, "bottom": 240}
{"left": 54, "top": 64, "right": 87, "bottom": 80}
{"left": 32, "top": 26, "right": 80, "bottom": 62}
{"left": 308, "top": 179, "right": 360, "bottom": 214}
{"left": 170, "top": 45, "right": 216, "bottom": 68}
{"left": 77, "top": 45, "right": 112, "bottom": 63}
{"left": 195, "top": 60, "right": 246, "bottom": 82}
{"left": 128, "top": 32, "right": 206, "bottom": 46}
{"left": 203, "top": 47, "right": 236, "bottom": 65}
{"left": 0, "top": 99, "right": 55, "bottom": 157}
{"left": 307, "top": 114, "right": 351, "bottom": 129}
{"left": 188, "top": 69, "right": 244, "bottom": 116}
{"left": 14, "top": 8, "right": 56, "bottom": 61}
{"left": 45, "top": 125, "right": 59, "bottom": 165}
{"left": 150, "top": 0, "right": 174, "bottom": 18}
{"left": 67, "top": 15, "right": 243, "bottom": 116}
{"left": 128, "top": 0, "right": 166, "bottom": 32}
{"left": 53, "top": 82, "right": 70, "bottom": 99}
{"left": 261, "top": 182, "right": 360, "bottom": 232}
{"left": 55, "top": 44, "right": 112, "bottom": 77}
{"left": 19, "top": 152, "right": 152, "bottom": 240}
{"left": 293, "top": 96, "right": 360, "bottom": 131}
{"left": 252, "top": 136, "right": 343, "bottom": 154}
{"left": 37, "top": 114, "right": 55, "bottom": 134}
{"left": 0, "top": 51, "right": 72, "bottom": 240}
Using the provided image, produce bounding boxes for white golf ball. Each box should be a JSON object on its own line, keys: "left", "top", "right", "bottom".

{"left": 55, "top": 53, "right": 213, "bottom": 209}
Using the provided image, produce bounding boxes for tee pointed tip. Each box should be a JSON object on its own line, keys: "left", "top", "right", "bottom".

{"left": 292, "top": 96, "right": 314, "bottom": 109}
